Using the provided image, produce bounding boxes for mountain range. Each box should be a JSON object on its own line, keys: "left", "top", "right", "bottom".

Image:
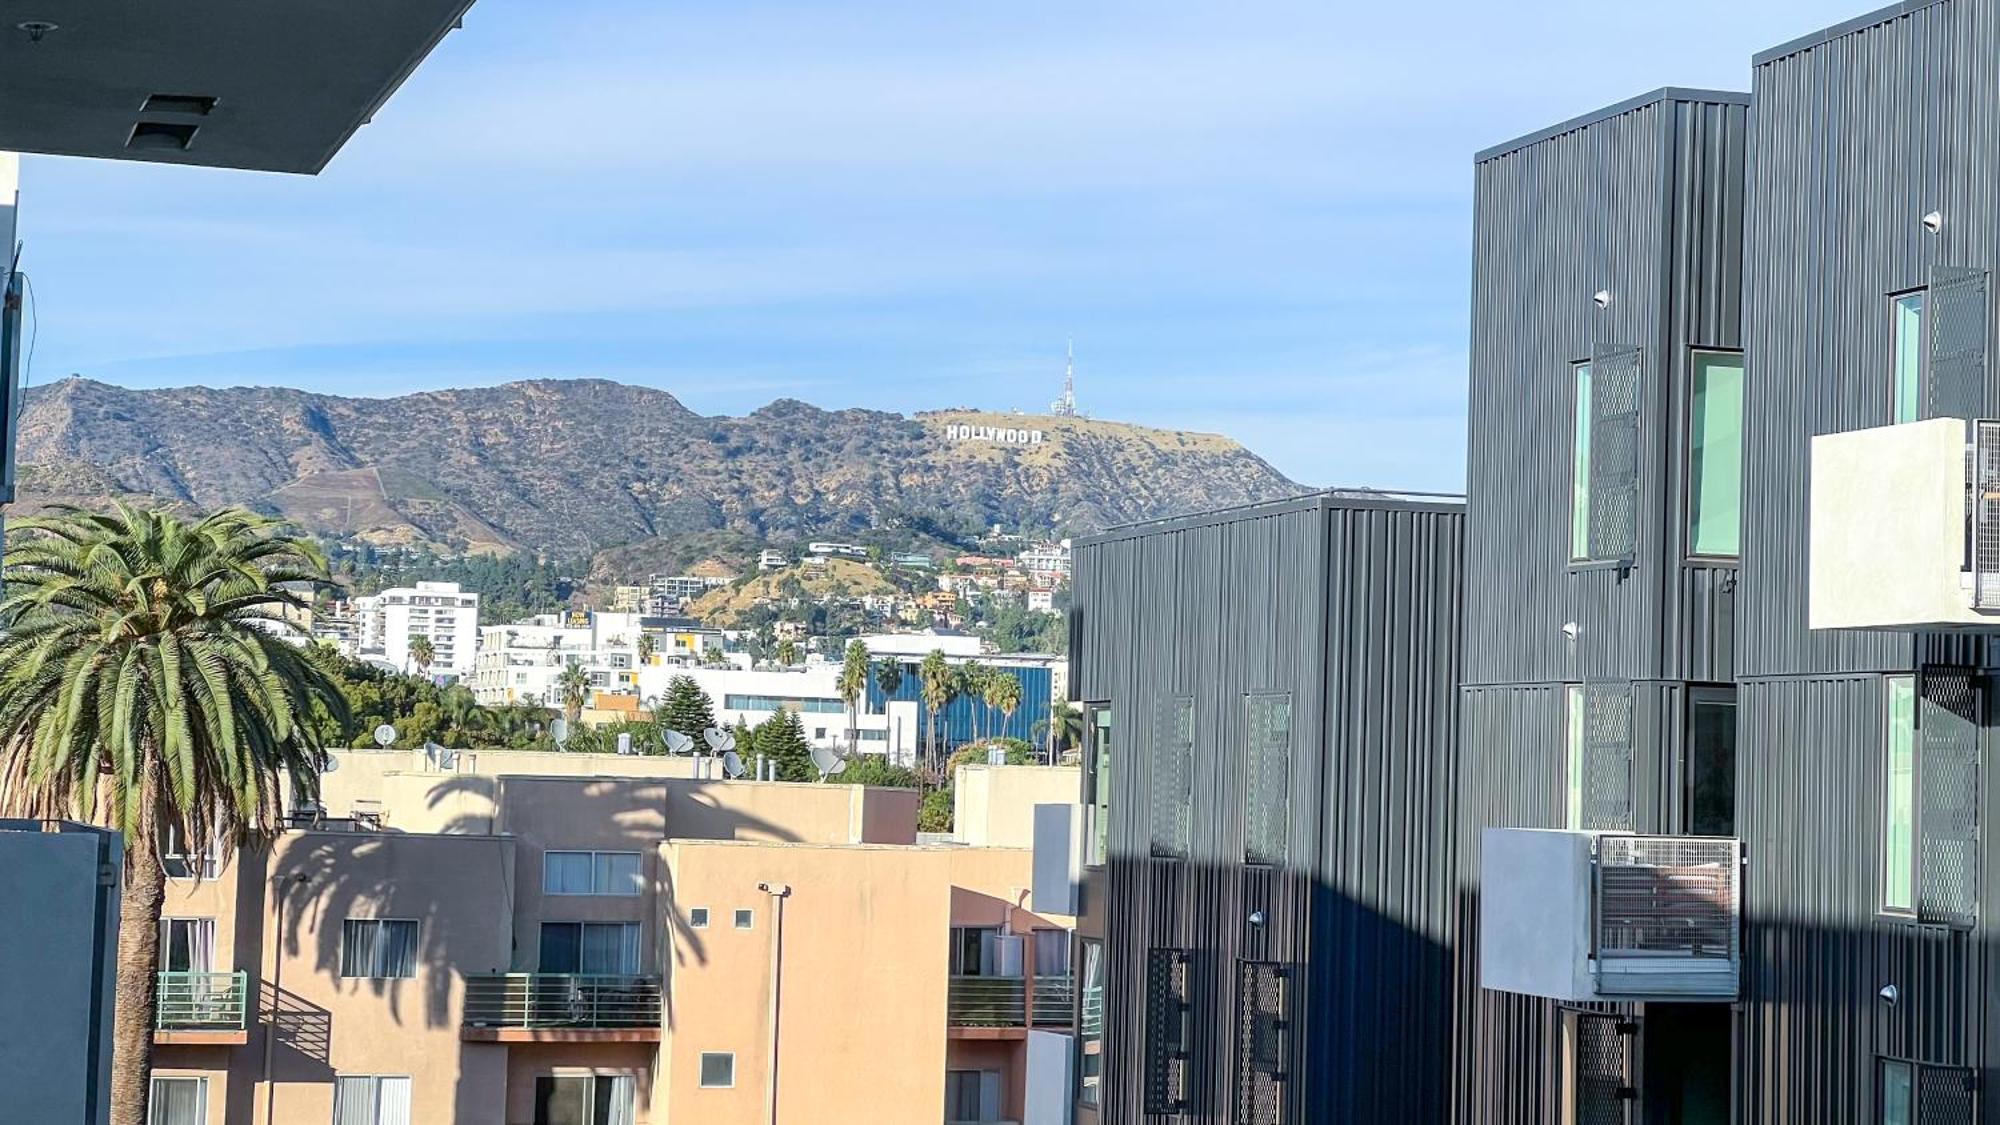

{"left": 14, "top": 376, "right": 1308, "bottom": 559}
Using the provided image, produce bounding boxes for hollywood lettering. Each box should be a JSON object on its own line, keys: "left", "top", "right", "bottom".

{"left": 944, "top": 423, "right": 1045, "bottom": 445}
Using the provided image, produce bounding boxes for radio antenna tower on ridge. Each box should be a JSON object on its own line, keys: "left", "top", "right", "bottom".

{"left": 1050, "top": 337, "right": 1079, "bottom": 416}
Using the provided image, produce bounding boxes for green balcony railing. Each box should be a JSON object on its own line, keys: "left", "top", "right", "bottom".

{"left": 462, "top": 974, "right": 662, "bottom": 1030}
{"left": 156, "top": 971, "right": 248, "bottom": 1031}
{"left": 1030, "top": 974, "right": 1074, "bottom": 1027}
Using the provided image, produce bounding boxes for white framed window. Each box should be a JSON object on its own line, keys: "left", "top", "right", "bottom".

{"left": 733, "top": 908, "right": 753, "bottom": 930}
{"left": 339, "top": 919, "right": 419, "bottom": 979}
{"left": 699, "top": 1053, "right": 736, "bottom": 1089}
{"left": 161, "top": 824, "right": 221, "bottom": 880}
{"left": 158, "top": 917, "right": 217, "bottom": 973}
{"left": 532, "top": 1074, "right": 634, "bottom": 1125}
{"left": 689, "top": 907, "right": 709, "bottom": 929}
{"left": 539, "top": 922, "right": 641, "bottom": 976}
{"left": 544, "top": 850, "right": 644, "bottom": 896}
{"left": 332, "top": 1074, "right": 411, "bottom": 1125}
{"left": 148, "top": 1076, "right": 207, "bottom": 1125}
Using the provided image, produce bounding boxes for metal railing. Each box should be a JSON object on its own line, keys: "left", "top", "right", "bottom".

{"left": 947, "top": 975, "right": 1027, "bottom": 1027}
{"left": 461, "top": 974, "right": 662, "bottom": 1030}
{"left": 1030, "top": 974, "right": 1074, "bottom": 1027}
{"left": 156, "top": 971, "right": 248, "bottom": 1031}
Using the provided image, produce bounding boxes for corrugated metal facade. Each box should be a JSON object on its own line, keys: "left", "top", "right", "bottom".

{"left": 1069, "top": 495, "right": 1464, "bottom": 1124}
{"left": 1455, "top": 89, "right": 1749, "bottom": 1125}
{"left": 1738, "top": 3, "right": 2000, "bottom": 1121}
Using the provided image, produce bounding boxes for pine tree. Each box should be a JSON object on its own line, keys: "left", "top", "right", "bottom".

{"left": 754, "top": 709, "right": 814, "bottom": 781}
{"left": 658, "top": 675, "right": 717, "bottom": 748}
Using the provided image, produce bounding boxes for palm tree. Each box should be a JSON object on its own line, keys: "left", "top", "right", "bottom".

{"left": 918, "top": 649, "right": 953, "bottom": 771}
{"left": 557, "top": 662, "right": 591, "bottom": 727}
{"left": 1047, "top": 697, "right": 1084, "bottom": 762}
{"left": 986, "top": 672, "right": 1022, "bottom": 744}
{"left": 0, "top": 504, "right": 348, "bottom": 1125}
{"left": 837, "top": 639, "right": 871, "bottom": 754}
{"left": 775, "top": 638, "right": 799, "bottom": 666}
{"left": 636, "top": 633, "right": 656, "bottom": 666}
{"left": 960, "top": 660, "right": 988, "bottom": 741}
{"left": 407, "top": 634, "right": 435, "bottom": 678}
{"left": 874, "top": 657, "right": 904, "bottom": 698}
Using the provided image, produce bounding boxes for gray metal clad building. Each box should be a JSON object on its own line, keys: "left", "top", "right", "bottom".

{"left": 1066, "top": 492, "right": 1464, "bottom": 1124}
{"left": 1457, "top": 87, "right": 1749, "bottom": 1125}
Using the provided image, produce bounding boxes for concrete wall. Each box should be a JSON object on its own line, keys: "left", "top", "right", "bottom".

{"left": 953, "top": 765, "right": 1081, "bottom": 848}
{"left": 1808, "top": 418, "right": 1978, "bottom": 630}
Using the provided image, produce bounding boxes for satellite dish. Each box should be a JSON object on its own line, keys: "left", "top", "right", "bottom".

{"left": 722, "top": 751, "right": 746, "bottom": 778}
{"left": 703, "top": 727, "right": 735, "bottom": 754}
{"left": 663, "top": 730, "right": 695, "bottom": 756}
{"left": 373, "top": 724, "right": 396, "bottom": 748}
{"left": 810, "top": 747, "right": 842, "bottom": 777}
{"left": 829, "top": 757, "right": 848, "bottom": 776}
{"left": 549, "top": 718, "right": 570, "bottom": 747}
{"left": 319, "top": 752, "right": 341, "bottom": 774}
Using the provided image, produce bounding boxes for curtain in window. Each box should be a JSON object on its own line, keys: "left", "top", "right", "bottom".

{"left": 945, "top": 1072, "right": 981, "bottom": 1120}
{"left": 603, "top": 1076, "right": 635, "bottom": 1125}
{"left": 540, "top": 924, "right": 582, "bottom": 974}
{"left": 149, "top": 1077, "right": 204, "bottom": 1125}
{"left": 582, "top": 923, "right": 640, "bottom": 975}
{"left": 1033, "top": 930, "right": 1070, "bottom": 976}
{"left": 375, "top": 1077, "right": 411, "bottom": 1125}
{"left": 332, "top": 1077, "right": 376, "bottom": 1125}
{"left": 340, "top": 920, "right": 378, "bottom": 978}
{"left": 545, "top": 852, "right": 593, "bottom": 895}
{"left": 379, "top": 921, "right": 418, "bottom": 978}
{"left": 596, "top": 852, "right": 642, "bottom": 895}
{"left": 188, "top": 919, "right": 215, "bottom": 975}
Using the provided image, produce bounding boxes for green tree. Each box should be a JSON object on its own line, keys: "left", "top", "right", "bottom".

{"left": 0, "top": 504, "right": 348, "bottom": 1125}
{"left": 837, "top": 639, "right": 871, "bottom": 753}
{"left": 959, "top": 660, "right": 988, "bottom": 741}
{"left": 874, "top": 657, "right": 904, "bottom": 697}
{"left": 407, "top": 634, "right": 435, "bottom": 677}
{"left": 657, "top": 675, "right": 716, "bottom": 749}
{"left": 636, "top": 633, "right": 656, "bottom": 665}
{"left": 918, "top": 786, "right": 954, "bottom": 833}
{"left": 556, "top": 663, "right": 591, "bottom": 728}
{"left": 775, "top": 638, "right": 799, "bottom": 666}
{"left": 828, "top": 755, "right": 921, "bottom": 789}
{"left": 918, "top": 649, "right": 953, "bottom": 771}
{"left": 985, "top": 672, "right": 1022, "bottom": 743}
{"left": 1045, "top": 697, "right": 1084, "bottom": 761}
{"left": 753, "top": 709, "right": 814, "bottom": 781}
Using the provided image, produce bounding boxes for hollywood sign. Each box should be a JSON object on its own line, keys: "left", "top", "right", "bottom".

{"left": 944, "top": 423, "right": 1045, "bottom": 445}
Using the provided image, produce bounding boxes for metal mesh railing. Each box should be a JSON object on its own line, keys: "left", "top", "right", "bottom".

{"left": 156, "top": 971, "right": 248, "bottom": 1030}
{"left": 461, "top": 974, "right": 661, "bottom": 1030}
{"left": 1973, "top": 422, "right": 2000, "bottom": 609}
{"left": 1595, "top": 837, "right": 1740, "bottom": 960}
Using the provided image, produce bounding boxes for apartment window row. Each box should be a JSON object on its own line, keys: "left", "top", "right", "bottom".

{"left": 1568, "top": 347, "right": 1744, "bottom": 565}
{"left": 1881, "top": 672, "right": 1981, "bottom": 927}
{"left": 724, "top": 694, "right": 846, "bottom": 714}
{"left": 156, "top": 1073, "right": 641, "bottom": 1125}
{"left": 540, "top": 921, "right": 641, "bottom": 976}
{"left": 544, "top": 850, "right": 644, "bottom": 896}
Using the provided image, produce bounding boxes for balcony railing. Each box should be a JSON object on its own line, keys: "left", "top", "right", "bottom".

{"left": 462, "top": 974, "right": 662, "bottom": 1030}
{"left": 1030, "top": 974, "right": 1073, "bottom": 1027}
{"left": 156, "top": 971, "right": 248, "bottom": 1031}
{"left": 948, "top": 975, "right": 1026, "bottom": 1027}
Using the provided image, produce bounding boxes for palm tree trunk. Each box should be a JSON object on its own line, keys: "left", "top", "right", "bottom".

{"left": 110, "top": 831, "right": 165, "bottom": 1125}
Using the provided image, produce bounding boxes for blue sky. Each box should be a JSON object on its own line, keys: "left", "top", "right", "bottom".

{"left": 17, "top": 0, "right": 1864, "bottom": 489}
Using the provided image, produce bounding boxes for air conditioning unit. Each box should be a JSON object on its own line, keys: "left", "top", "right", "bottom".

{"left": 1480, "top": 828, "right": 1741, "bottom": 1002}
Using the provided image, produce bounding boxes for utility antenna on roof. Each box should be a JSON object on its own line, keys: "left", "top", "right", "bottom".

{"left": 1050, "top": 338, "right": 1079, "bottom": 417}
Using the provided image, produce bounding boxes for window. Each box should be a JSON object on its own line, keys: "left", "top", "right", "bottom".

{"left": 734, "top": 908, "right": 753, "bottom": 930}
{"left": 161, "top": 824, "right": 220, "bottom": 880}
{"left": 1884, "top": 676, "right": 1917, "bottom": 914}
{"left": 1564, "top": 685, "right": 1585, "bottom": 830}
{"left": 1881, "top": 1059, "right": 1913, "bottom": 1125}
{"left": 1150, "top": 696, "right": 1194, "bottom": 858}
{"left": 158, "top": 918, "right": 216, "bottom": 974}
{"left": 1243, "top": 692, "right": 1293, "bottom": 865}
{"left": 1031, "top": 928, "right": 1071, "bottom": 977}
{"left": 1571, "top": 361, "right": 1593, "bottom": 560}
{"left": 331, "top": 1075, "right": 411, "bottom": 1125}
{"left": 723, "top": 694, "right": 844, "bottom": 713}
{"left": 688, "top": 907, "right": 709, "bottom": 929}
{"left": 539, "top": 922, "right": 640, "bottom": 975}
{"left": 1893, "top": 291, "right": 1925, "bottom": 424}
{"left": 532, "top": 1075, "right": 634, "bottom": 1125}
{"left": 1687, "top": 688, "right": 1737, "bottom": 837}
{"left": 1077, "top": 939, "right": 1104, "bottom": 1108}
{"left": 1084, "top": 705, "right": 1113, "bottom": 866}
{"left": 149, "top": 1076, "right": 207, "bottom": 1125}
{"left": 544, "top": 851, "right": 643, "bottom": 896}
{"left": 950, "top": 926, "right": 1023, "bottom": 977}
{"left": 699, "top": 1053, "right": 735, "bottom": 1089}
{"left": 1688, "top": 351, "right": 1744, "bottom": 557}
{"left": 340, "top": 920, "right": 418, "bottom": 979}
{"left": 945, "top": 1070, "right": 1002, "bottom": 1122}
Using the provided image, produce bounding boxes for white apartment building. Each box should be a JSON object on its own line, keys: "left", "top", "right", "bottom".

{"left": 806, "top": 541, "right": 869, "bottom": 560}
{"left": 1016, "top": 541, "right": 1072, "bottom": 578}
{"left": 353, "top": 581, "right": 480, "bottom": 678}
{"left": 757, "top": 549, "right": 790, "bottom": 571}
{"left": 633, "top": 662, "right": 922, "bottom": 762}
{"left": 469, "top": 611, "right": 643, "bottom": 707}
{"left": 645, "top": 574, "right": 731, "bottom": 615}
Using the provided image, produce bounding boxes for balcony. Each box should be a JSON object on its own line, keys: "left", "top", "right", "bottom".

{"left": 460, "top": 974, "right": 662, "bottom": 1043}
{"left": 1480, "top": 829, "right": 1741, "bottom": 1002}
{"left": 1030, "top": 975, "right": 1073, "bottom": 1027}
{"left": 947, "top": 973, "right": 1074, "bottom": 1038}
{"left": 1810, "top": 417, "right": 2000, "bottom": 630}
{"left": 154, "top": 971, "right": 249, "bottom": 1045}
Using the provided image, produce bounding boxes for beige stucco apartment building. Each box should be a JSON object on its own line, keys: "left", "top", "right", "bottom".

{"left": 148, "top": 750, "right": 1078, "bottom": 1125}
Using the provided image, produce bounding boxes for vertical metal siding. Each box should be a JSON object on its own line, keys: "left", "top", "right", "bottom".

{"left": 1072, "top": 497, "right": 1462, "bottom": 1123}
